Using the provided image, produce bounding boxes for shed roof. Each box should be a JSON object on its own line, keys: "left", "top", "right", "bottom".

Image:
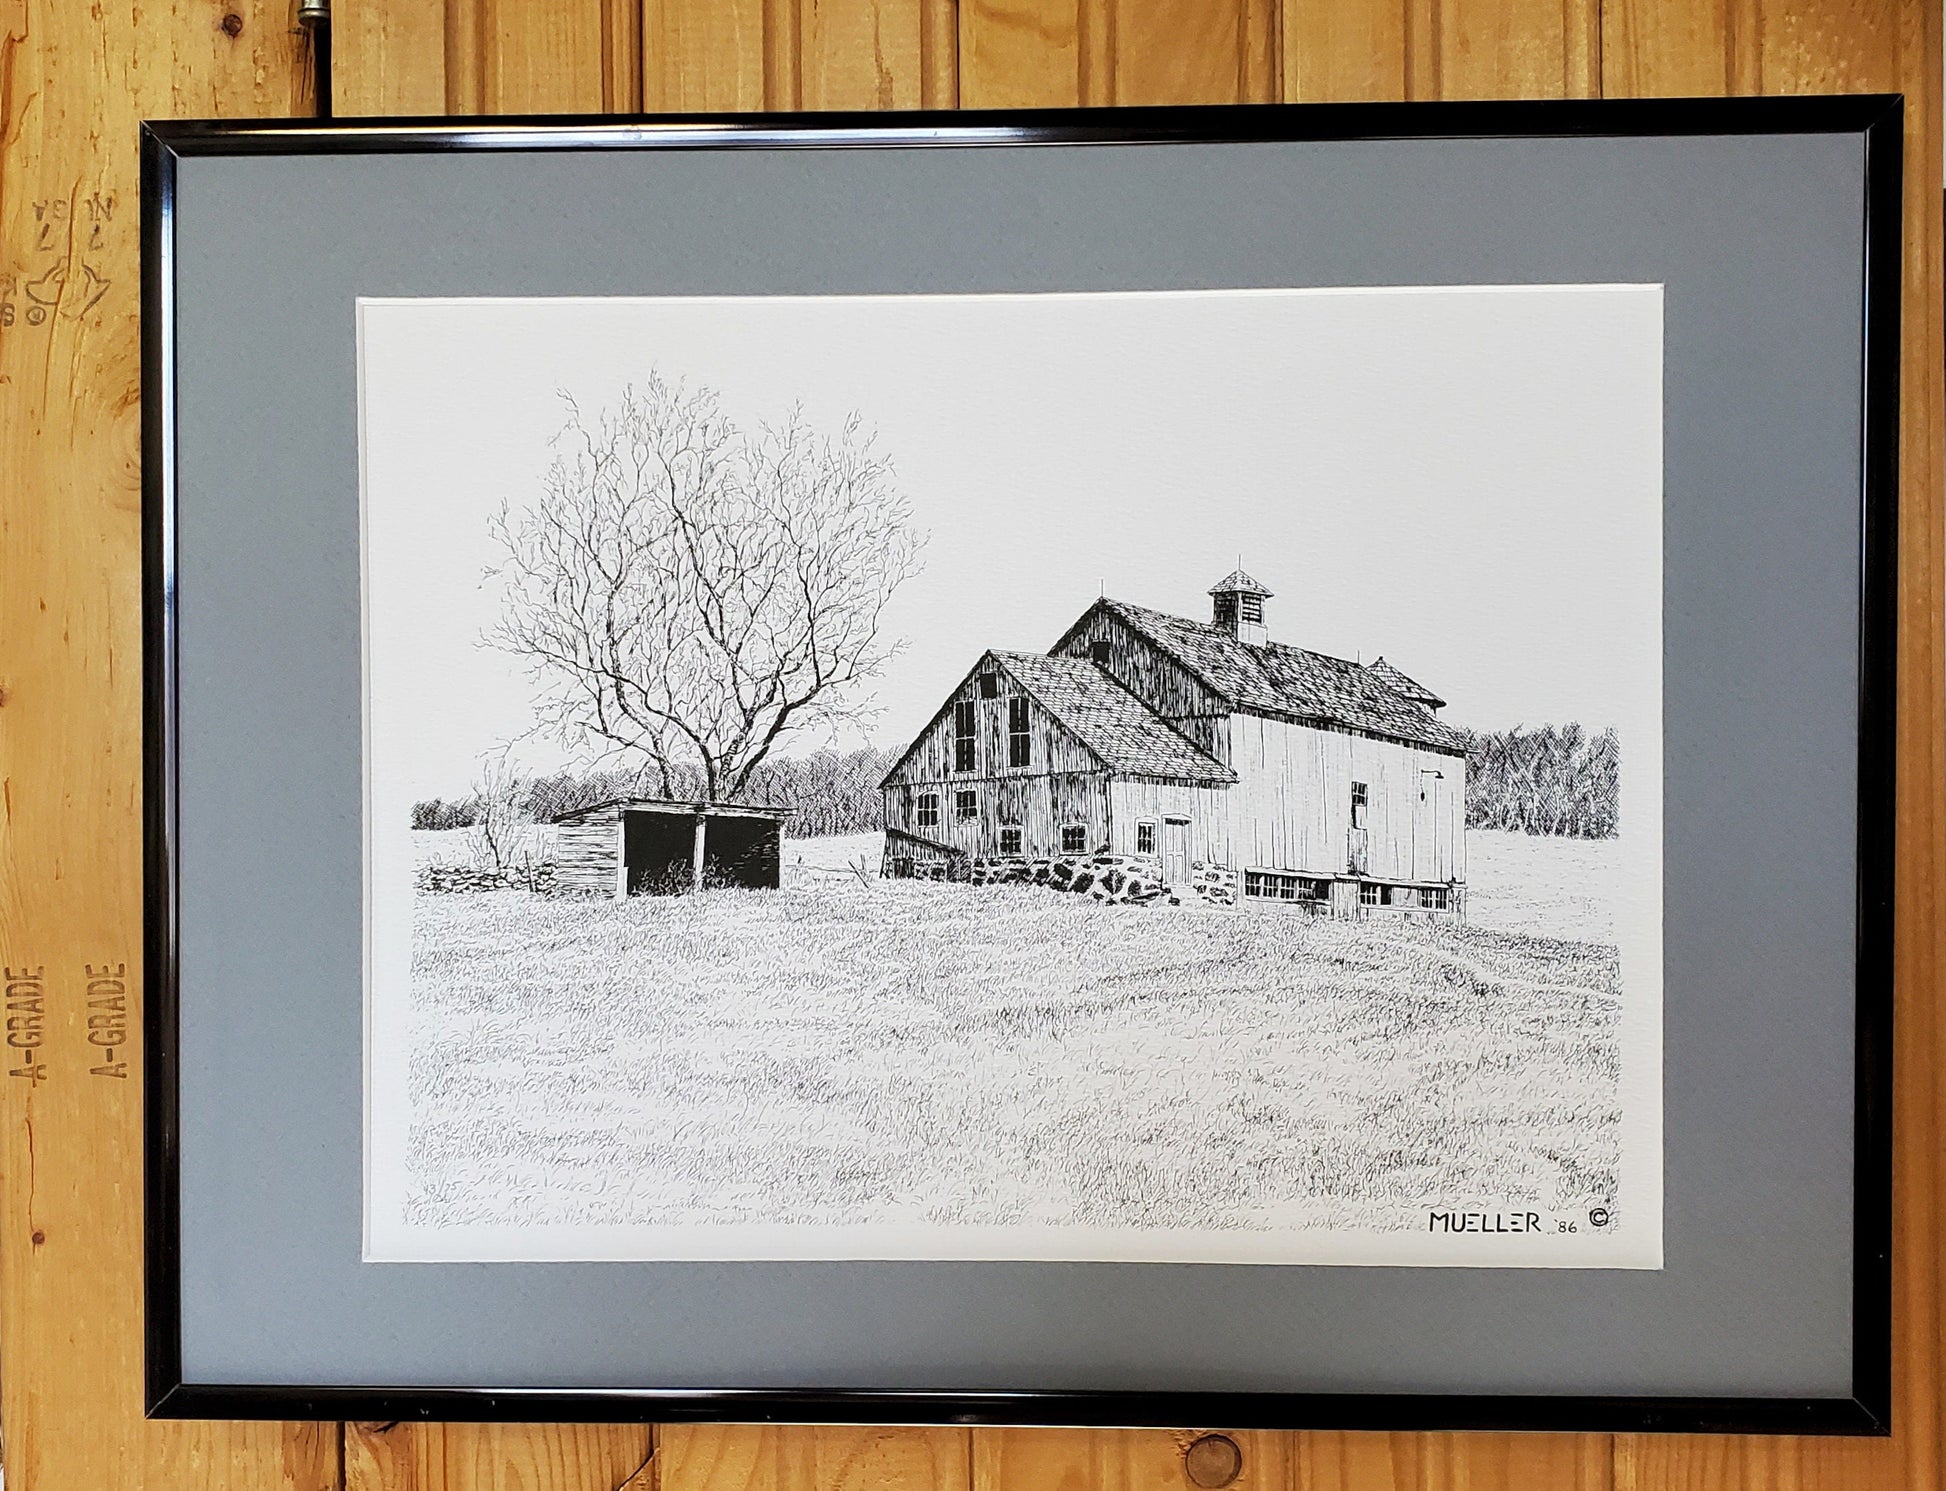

{"left": 553, "top": 796, "right": 794, "bottom": 824}
{"left": 1092, "top": 599, "right": 1467, "bottom": 755}
{"left": 989, "top": 651, "right": 1237, "bottom": 784}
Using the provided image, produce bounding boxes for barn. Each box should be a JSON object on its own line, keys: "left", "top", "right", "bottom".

{"left": 880, "top": 569, "right": 1468, "bottom": 916}
{"left": 552, "top": 798, "right": 791, "bottom": 897}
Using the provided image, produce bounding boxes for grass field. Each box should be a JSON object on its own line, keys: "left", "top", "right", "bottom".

{"left": 403, "top": 829, "right": 1621, "bottom": 1235}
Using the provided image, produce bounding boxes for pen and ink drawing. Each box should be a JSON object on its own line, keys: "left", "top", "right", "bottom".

{"left": 363, "top": 287, "right": 1663, "bottom": 1264}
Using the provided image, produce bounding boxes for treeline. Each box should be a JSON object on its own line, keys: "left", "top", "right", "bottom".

{"left": 411, "top": 746, "right": 900, "bottom": 837}
{"left": 412, "top": 730, "right": 1618, "bottom": 842}
{"left": 1460, "top": 723, "right": 1618, "bottom": 839}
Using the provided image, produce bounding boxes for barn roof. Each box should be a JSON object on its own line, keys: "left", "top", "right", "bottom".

{"left": 1093, "top": 599, "right": 1468, "bottom": 755}
{"left": 989, "top": 652, "right": 1238, "bottom": 785}
{"left": 1364, "top": 656, "right": 1446, "bottom": 710}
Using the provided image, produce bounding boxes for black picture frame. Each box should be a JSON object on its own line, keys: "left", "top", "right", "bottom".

{"left": 142, "top": 95, "right": 1902, "bottom": 1436}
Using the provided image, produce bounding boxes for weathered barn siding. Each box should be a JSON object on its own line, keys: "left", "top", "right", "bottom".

{"left": 1105, "top": 779, "right": 1233, "bottom": 862}
{"left": 888, "top": 660, "right": 1104, "bottom": 784}
{"left": 1050, "top": 607, "right": 1230, "bottom": 760}
{"left": 882, "top": 659, "right": 1121, "bottom": 859}
{"left": 1224, "top": 715, "right": 1466, "bottom": 884}
{"left": 554, "top": 807, "right": 624, "bottom": 895}
{"left": 885, "top": 771, "right": 1112, "bottom": 859}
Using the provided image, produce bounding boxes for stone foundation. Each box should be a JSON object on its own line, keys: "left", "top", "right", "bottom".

{"left": 956, "top": 854, "right": 1237, "bottom": 908}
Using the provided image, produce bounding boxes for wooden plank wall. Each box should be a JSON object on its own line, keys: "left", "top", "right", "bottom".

{"left": 0, "top": 3, "right": 1937, "bottom": 1491}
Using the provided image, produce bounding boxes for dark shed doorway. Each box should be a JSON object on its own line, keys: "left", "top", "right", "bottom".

{"left": 621, "top": 802, "right": 786, "bottom": 895}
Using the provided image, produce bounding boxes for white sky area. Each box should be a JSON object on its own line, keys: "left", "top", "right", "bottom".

{"left": 359, "top": 287, "right": 1663, "bottom": 796}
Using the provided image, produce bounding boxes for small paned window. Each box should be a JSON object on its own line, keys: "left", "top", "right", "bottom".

{"left": 1089, "top": 639, "right": 1112, "bottom": 665}
{"left": 1358, "top": 881, "right": 1381, "bottom": 906}
{"left": 1062, "top": 824, "right": 1087, "bottom": 854}
{"left": 953, "top": 699, "right": 976, "bottom": 772}
{"left": 1350, "top": 781, "right": 1369, "bottom": 830}
{"left": 1245, "top": 870, "right": 1329, "bottom": 902}
{"left": 999, "top": 825, "right": 1022, "bottom": 856}
{"left": 1008, "top": 697, "right": 1031, "bottom": 767}
{"left": 979, "top": 672, "right": 1000, "bottom": 699}
{"left": 956, "top": 789, "right": 979, "bottom": 821}
{"left": 917, "top": 793, "right": 939, "bottom": 828}
{"left": 1422, "top": 886, "right": 1449, "bottom": 911}
{"left": 1136, "top": 821, "right": 1156, "bottom": 855}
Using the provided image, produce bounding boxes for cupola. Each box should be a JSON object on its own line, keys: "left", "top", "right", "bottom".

{"left": 1209, "top": 568, "right": 1273, "bottom": 647}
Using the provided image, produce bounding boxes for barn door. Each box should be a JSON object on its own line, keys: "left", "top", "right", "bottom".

{"left": 1162, "top": 818, "right": 1189, "bottom": 885}
{"left": 1413, "top": 770, "right": 1443, "bottom": 882}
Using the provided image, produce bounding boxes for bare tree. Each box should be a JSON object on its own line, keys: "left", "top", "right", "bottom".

{"left": 470, "top": 749, "right": 527, "bottom": 878}
{"left": 488, "top": 376, "right": 925, "bottom": 811}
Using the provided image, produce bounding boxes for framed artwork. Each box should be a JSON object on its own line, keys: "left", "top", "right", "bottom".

{"left": 144, "top": 95, "right": 1899, "bottom": 1433}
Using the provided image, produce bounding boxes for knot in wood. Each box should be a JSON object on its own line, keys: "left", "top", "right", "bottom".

{"left": 1183, "top": 1434, "right": 1242, "bottom": 1489}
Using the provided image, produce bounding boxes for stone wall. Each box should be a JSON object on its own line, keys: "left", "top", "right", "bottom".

{"left": 416, "top": 861, "right": 558, "bottom": 894}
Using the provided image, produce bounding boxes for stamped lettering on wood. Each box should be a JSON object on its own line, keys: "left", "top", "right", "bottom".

{"left": 85, "top": 962, "right": 129, "bottom": 1079}
{"left": 5, "top": 966, "right": 48, "bottom": 1085}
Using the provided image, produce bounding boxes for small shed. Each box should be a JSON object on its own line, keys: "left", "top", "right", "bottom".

{"left": 551, "top": 798, "right": 791, "bottom": 897}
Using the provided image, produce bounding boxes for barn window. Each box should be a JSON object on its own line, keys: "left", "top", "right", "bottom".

{"left": 1358, "top": 881, "right": 1381, "bottom": 906}
{"left": 917, "top": 793, "right": 939, "bottom": 828}
{"left": 956, "top": 788, "right": 979, "bottom": 821}
{"left": 1245, "top": 870, "right": 1329, "bottom": 902}
{"left": 1136, "top": 821, "right": 1156, "bottom": 855}
{"left": 979, "top": 671, "right": 1000, "bottom": 699}
{"left": 1089, "top": 639, "right": 1112, "bottom": 666}
{"left": 1350, "top": 781, "right": 1369, "bottom": 829}
{"left": 1008, "top": 697, "right": 1031, "bottom": 767}
{"left": 1239, "top": 593, "right": 1264, "bottom": 624}
{"left": 1422, "top": 886, "right": 1450, "bottom": 911}
{"left": 999, "top": 825, "right": 1022, "bottom": 856}
{"left": 1062, "top": 824, "right": 1087, "bottom": 854}
{"left": 953, "top": 700, "right": 976, "bottom": 772}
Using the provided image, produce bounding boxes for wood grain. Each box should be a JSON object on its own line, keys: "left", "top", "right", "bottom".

{"left": 960, "top": 0, "right": 1088, "bottom": 108}
{"left": 338, "top": 0, "right": 620, "bottom": 115}
{"left": 0, "top": 0, "right": 330, "bottom": 1486}
{"left": 1110, "top": 0, "right": 1275, "bottom": 105}
{"left": 642, "top": 0, "right": 945, "bottom": 111}
{"left": 1283, "top": 1, "right": 1409, "bottom": 103}
{"left": 961, "top": 0, "right": 1277, "bottom": 107}
{"left": 345, "top": 1422, "right": 655, "bottom": 1491}
{"left": 977, "top": 1429, "right": 1291, "bottom": 1491}
{"left": 463, "top": 0, "right": 614, "bottom": 112}
{"left": 799, "top": 0, "right": 926, "bottom": 109}
{"left": 334, "top": 0, "right": 450, "bottom": 115}
{"left": 643, "top": 0, "right": 770, "bottom": 110}
{"left": 662, "top": 1424, "right": 973, "bottom": 1491}
{"left": 1296, "top": 1433, "right": 1609, "bottom": 1491}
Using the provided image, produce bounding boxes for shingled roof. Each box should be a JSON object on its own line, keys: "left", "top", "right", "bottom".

{"left": 1093, "top": 599, "right": 1468, "bottom": 755}
{"left": 1363, "top": 656, "right": 1446, "bottom": 711}
{"left": 1208, "top": 568, "right": 1274, "bottom": 598}
{"left": 990, "top": 652, "right": 1237, "bottom": 784}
